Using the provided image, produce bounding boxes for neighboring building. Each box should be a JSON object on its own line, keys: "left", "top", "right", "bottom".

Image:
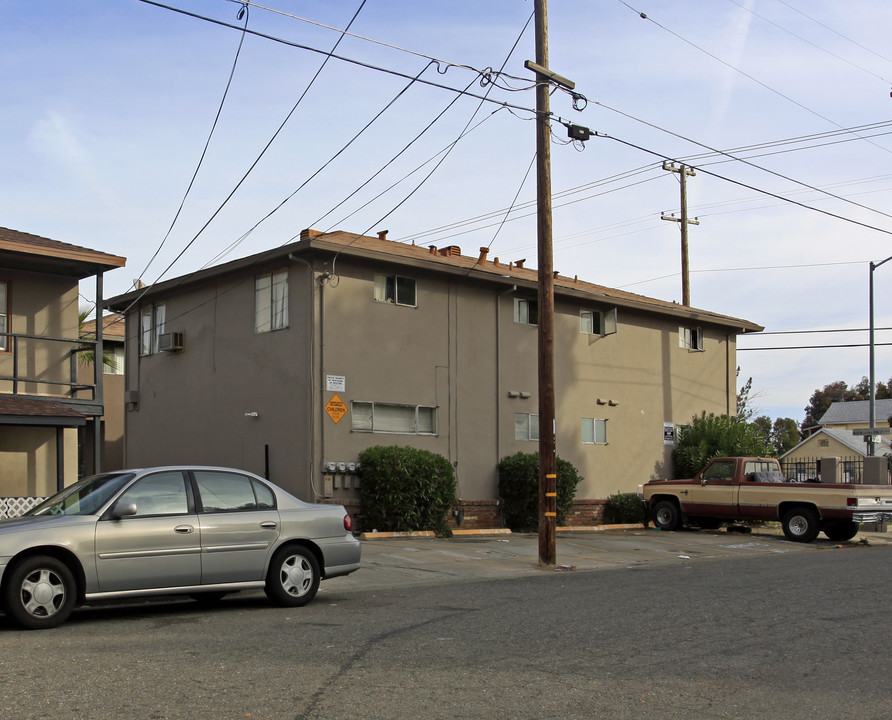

{"left": 0, "top": 227, "right": 126, "bottom": 503}
{"left": 816, "top": 399, "right": 892, "bottom": 432}
{"left": 781, "top": 427, "right": 891, "bottom": 483}
{"left": 79, "top": 313, "right": 127, "bottom": 471}
{"left": 105, "top": 229, "right": 761, "bottom": 526}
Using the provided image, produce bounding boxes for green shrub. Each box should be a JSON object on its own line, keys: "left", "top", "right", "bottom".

{"left": 358, "top": 446, "right": 457, "bottom": 536}
{"left": 497, "top": 452, "right": 583, "bottom": 531}
{"left": 603, "top": 493, "right": 646, "bottom": 524}
{"left": 673, "top": 411, "right": 773, "bottom": 479}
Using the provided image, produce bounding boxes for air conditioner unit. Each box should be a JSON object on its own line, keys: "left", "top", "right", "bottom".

{"left": 158, "top": 331, "right": 184, "bottom": 352}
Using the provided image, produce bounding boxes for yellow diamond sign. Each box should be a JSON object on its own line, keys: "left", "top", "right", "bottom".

{"left": 325, "top": 393, "right": 348, "bottom": 424}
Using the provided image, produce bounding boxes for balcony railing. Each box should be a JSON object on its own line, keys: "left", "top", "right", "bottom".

{"left": 0, "top": 332, "right": 99, "bottom": 403}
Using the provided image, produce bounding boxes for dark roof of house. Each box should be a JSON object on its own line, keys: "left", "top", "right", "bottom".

{"left": 0, "top": 396, "right": 87, "bottom": 426}
{"left": 0, "top": 227, "right": 126, "bottom": 278}
{"left": 818, "top": 399, "right": 892, "bottom": 426}
{"left": 81, "top": 313, "right": 126, "bottom": 340}
{"left": 105, "top": 228, "right": 762, "bottom": 332}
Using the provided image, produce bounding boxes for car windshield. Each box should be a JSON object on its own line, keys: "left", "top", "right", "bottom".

{"left": 24, "top": 472, "right": 136, "bottom": 517}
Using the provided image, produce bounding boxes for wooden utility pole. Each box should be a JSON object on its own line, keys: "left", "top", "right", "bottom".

{"left": 532, "top": 0, "right": 556, "bottom": 567}
{"left": 661, "top": 161, "right": 699, "bottom": 306}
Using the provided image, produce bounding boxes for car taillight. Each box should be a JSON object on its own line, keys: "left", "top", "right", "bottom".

{"left": 344, "top": 514, "right": 354, "bottom": 532}
{"left": 847, "top": 498, "right": 857, "bottom": 507}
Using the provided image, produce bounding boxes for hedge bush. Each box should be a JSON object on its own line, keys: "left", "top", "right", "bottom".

{"left": 497, "top": 452, "right": 582, "bottom": 531}
{"left": 358, "top": 445, "right": 457, "bottom": 536}
{"left": 603, "top": 493, "right": 646, "bottom": 524}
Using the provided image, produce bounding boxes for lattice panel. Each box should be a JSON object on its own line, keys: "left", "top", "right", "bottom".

{"left": 0, "top": 497, "right": 45, "bottom": 519}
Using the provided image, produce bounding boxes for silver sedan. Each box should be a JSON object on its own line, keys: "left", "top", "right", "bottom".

{"left": 0, "top": 466, "right": 361, "bottom": 629}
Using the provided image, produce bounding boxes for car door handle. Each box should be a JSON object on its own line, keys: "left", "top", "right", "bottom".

{"left": 174, "top": 525, "right": 195, "bottom": 534}
{"left": 260, "top": 521, "right": 278, "bottom": 529}
{"left": 679, "top": 490, "right": 689, "bottom": 495}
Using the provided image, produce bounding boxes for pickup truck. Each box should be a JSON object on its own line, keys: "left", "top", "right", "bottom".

{"left": 640, "top": 457, "right": 892, "bottom": 543}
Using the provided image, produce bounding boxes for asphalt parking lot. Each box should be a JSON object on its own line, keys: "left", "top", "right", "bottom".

{"left": 319, "top": 524, "right": 890, "bottom": 596}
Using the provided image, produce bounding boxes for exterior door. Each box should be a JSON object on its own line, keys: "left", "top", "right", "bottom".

{"left": 682, "top": 460, "right": 738, "bottom": 519}
{"left": 95, "top": 471, "right": 201, "bottom": 592}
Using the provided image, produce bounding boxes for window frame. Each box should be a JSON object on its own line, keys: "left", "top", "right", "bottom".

{"left": 255, "top": 270, "right": 289, "bottom": 334}
{"left": 139, "top": 303, "right": 166, "bottom": 356}
{"left": 351, "top": 401, "right": 438, "bottom": 436}
{"left": 514, "top": 297, "right": 538, "bottom": 325}
{"left": 580, "top": 307, "right": 618, "bottom": 336}
{"left": 581, "top": 417, "right": 608, "bottom": 445}
{"left": 514, "top": 413, "right": 540, "bottom": 441}
{"left": 0, "top": 280, "right": 8, "bottom": 352}
{"left": 374, "top": 273, "right": 417, "bottom": 307}
{"left": 679, "top": 325, "right": 704, "bottom": 351}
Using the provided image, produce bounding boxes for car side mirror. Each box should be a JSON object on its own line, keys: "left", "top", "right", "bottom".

{"left": 111, "top": 501, "right": 138, "bottom": 519}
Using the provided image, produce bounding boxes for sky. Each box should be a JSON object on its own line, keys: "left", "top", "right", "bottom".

{"left": 3, "top": 0, "right": 892, "bottom": 424}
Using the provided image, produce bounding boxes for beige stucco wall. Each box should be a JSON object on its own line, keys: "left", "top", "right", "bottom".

{"left": 0, "top": 426, "right": 78, "bottom": 496}
{"left": 783, "top": 435, "right": 862, "bottom": 463}
{"left": 120, "top": 252, "right": 740, "bottom": 504}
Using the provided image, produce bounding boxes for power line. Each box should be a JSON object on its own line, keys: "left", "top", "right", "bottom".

{"left": 739, "top": 342, "right": 892, "bottom": 351}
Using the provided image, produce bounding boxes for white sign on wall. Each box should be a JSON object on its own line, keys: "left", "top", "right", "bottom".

{"left": 326, "top": 375, "right": 346, "bottom": 392}
{"left": 663, "top": 422, "right": 676, "bottom": 446}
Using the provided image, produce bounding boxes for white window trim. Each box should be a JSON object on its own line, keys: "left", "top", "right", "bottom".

{"left": 514, "top": 298, "right": 538, "bottom": 325}
{"left": 580, "top": 307, "right": 618, "bottom": 336}
{"left": 582, "top": 417, "right": 608, "bottom": 445}
{"left": 351, "top": 401, "right": 438, "bottom": 435}
{"left": 255, "top": 270, "right": 289, "bottom": 333}
{"left": 679, "top": 326, "right": 704, "bottom": 351}
{"left": 374, "top": 274, "right": 417, "bottom": 307}
{"left": 515, "top": 413, "right": 540, "bottom": 441}
{"left": 140, "top": 303, "right": 166, "bottom": 356}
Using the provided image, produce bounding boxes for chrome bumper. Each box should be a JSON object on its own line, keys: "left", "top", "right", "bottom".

{"left": 852, "top": 511, "right": 892, "bottom": 524}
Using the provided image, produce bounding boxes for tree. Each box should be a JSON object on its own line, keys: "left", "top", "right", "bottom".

{"left": 801, "top": 377, "right": 892, "bottom": 434}
{"left": 771, "top": 417, "right": 801, "bottom": 455}
{"left": 673, "top": 412, "right": 772, "bottom": 479}
{"left": 736, "top": 374, "right": 764, "bottom": 422}
{"left": 752, "top": 415, "right": 773, "bottom": 446}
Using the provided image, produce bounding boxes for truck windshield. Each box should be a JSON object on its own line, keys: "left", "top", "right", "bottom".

{"left": 24, "top": 473, "right": 136, "bottom": 517}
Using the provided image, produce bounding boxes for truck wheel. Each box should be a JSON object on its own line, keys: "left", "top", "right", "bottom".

{"left": 823, "top": 520, "right": 859, "bottom": 542}
{"left": 781, "top": 507, "right": 820, "bottom": 543}
{"left": 653, "top": 500, "right": 683, "bottom": 531}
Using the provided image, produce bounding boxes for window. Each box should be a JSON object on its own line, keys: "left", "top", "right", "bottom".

{"left": 702, "top": 460, "right": 735, "bottom": 481}
{"left": 374, "top": 274, "right": 416, "bottom": 307}
{"left": 119, "top": 472, "right": 189, "bottom": 517}
{"left": 140, "top": 303, "right": 166, "bottom": 355}
{"left": 0, "top": 281, "right": 7, "bottom": 351}
{"left": 352, "top": 401, "right": 437, "bottom": 435}
{"left": 515, "top": 413, "right": 540, "bottom": 441}
{"left": 255, "top": 270, "right": 289, "bottom": 333}
{"left": 581, "top": 418, "right": 607, "bottom": 444}
{"left": 580, "top": 308, "right": 618, "bottom": 336}
{"left": 514, "top": 298, "right": 538, "bottom": 325}
{"left": 194, "top": 470, "right": 276, "bottom": 513}
{"left": 679, "top": 326, "right": 704, "bottom": 351}
{"left": 106, "top": 344, "right": 125, "bottom": 375}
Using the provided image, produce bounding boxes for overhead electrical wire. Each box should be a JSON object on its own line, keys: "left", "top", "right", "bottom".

{"left": 134, "top": 2, "right": 251, "bottom": 290}
{"left": 615, "top": 0, "right": 892, "bottom": 156}
{"left": 724, "top": 0, "right": 891, "bottom": 84}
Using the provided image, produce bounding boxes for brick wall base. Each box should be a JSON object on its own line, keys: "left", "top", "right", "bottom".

{"left": 324, "top": 497, "right": 609, "bottom": 533}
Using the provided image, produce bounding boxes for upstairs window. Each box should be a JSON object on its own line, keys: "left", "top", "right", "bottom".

{"left": 374, "top": 274, "right": 416, "bottom": 307}
{"left": 255, "top": 270, "right": 289, "bottom": 333}
{"left": 514, "top": 298, "right": 538, "bottom": 325}
{"left": 140, "top": 303, "right": 166, "bottom": 355}
{"left": 679, "top": 326, "right": 704, "bottom": 351}
{"left": 580, "top": 308, "right": 618, "bottom": 336}
{"left": 515, "top": 413, "right": 540, "bottom": 441}
{"left": 581, "top": 418, "right": 608, "bottom": 444}
{"left": 0, "top": 281, "right": 7, "bottom": 351}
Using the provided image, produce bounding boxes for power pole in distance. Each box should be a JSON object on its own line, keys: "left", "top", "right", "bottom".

{"left": 661, "top": 161, "right": 699, "bottom": 307}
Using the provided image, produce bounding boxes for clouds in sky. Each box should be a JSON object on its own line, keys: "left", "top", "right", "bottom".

{"left": 3, "top": 0, "right": 891, "bottom": 422}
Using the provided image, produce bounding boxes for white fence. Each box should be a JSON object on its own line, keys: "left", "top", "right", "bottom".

{"left": 0, "top": 497, "right": 45, "bottom": 519}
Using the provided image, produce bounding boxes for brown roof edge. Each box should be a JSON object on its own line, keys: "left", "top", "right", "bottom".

{"left": 0, "top": 227, "right": 126, "bottom": 269}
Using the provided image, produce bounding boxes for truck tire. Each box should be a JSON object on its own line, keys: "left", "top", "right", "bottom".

{"left": 653, "top": 500, "right": 683, "bottom": 531}
{"left": 781, "top": 507, "right": 820, "bottom": 543}
{"left": 822, "top": 520, "right": 859, "bottom": 542}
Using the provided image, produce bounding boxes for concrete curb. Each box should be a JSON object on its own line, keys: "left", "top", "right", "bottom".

{"left": 360, "top": 524, "right": 645, "bottom": 540}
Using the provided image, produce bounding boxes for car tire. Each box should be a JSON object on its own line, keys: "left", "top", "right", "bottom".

{"left": 822, "top": 520, "right": 860, "bottom": 542}
{"left": 3, "top": 555, "right": 76, "bottom": 630}
{"left": 264, "top": 546, "right": 320, "bottom": 607}
{"left": 653, "top": 500, "right": 683, "bottom": 531}
{"left": 781, "top": 507, "right": 821, "bottom": 543}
